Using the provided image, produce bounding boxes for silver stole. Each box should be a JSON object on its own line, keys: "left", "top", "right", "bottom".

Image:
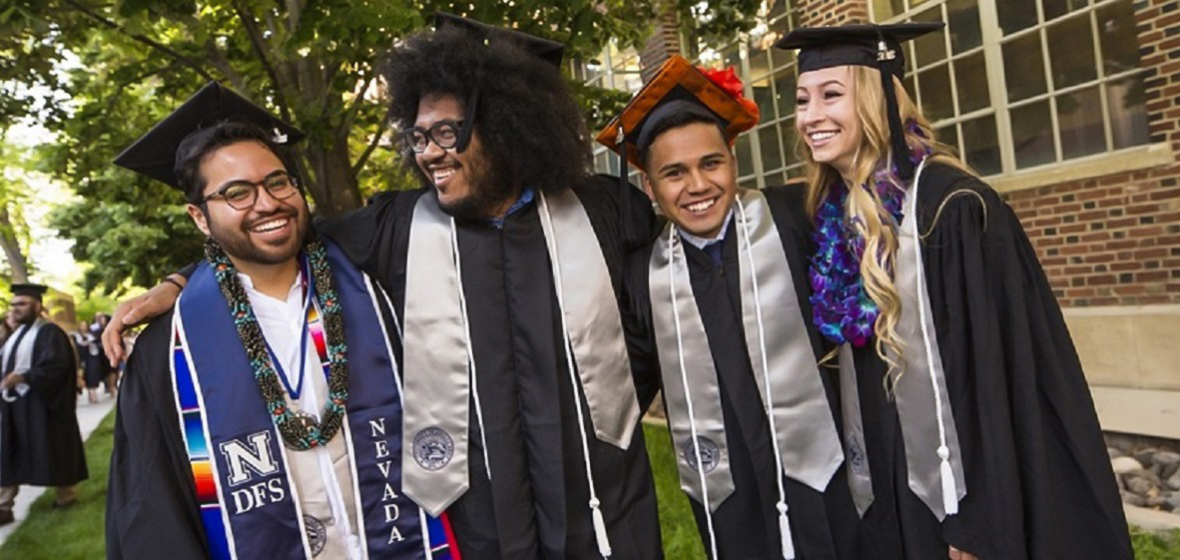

{"left": 401, "top": 188, "right": 640, "bottom": 518}
{"left": 840, "top": 158, "right": 967, "bottom": 521}
{"left": 0, "top": 319, "right": 44, "bottom": 401}
{"left": 838, "top": 344, "right": 873, "bottom": 517}
{"left": 649, "top": 188, "right": 844, "bottom": 508}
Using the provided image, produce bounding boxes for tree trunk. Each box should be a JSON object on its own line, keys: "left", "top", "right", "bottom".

{"left": 0, "top": 205, "right": 29, "bottom": 283}
{"left": 302, "top": 140, "right": 363, "bottom": 216}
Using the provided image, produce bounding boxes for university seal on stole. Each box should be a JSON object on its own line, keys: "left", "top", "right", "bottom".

{"left": 303, "top": 514, "right": 327, "bottom": 556}
{"left": 413, "top": 427, "right": 454, "bottom": 471}
{"left": 681, "top": 436, "right": 721, "bottom": 474}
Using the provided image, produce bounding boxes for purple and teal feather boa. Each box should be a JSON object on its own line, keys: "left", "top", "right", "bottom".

{"left": 809, "top": 126, "right": 931, "bottom": 347}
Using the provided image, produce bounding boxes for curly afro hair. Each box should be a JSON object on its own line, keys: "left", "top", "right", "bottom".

{"left": 382, "top": 25, "right": 591, "bottom": 195}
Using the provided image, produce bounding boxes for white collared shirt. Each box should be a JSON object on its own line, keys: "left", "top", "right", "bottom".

{"left": 679, "top": 207, "right": 735, "bottom": 250}
{"left": 240, "top": 273, "right": 362, "bottom": 559}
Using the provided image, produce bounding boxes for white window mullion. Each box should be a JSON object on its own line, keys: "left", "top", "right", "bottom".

{"left": 977, "top": 0, "right": 1015, "bottom": 174}
{"left": 1091, "top": 8, "right": 1115, "bottom": 151}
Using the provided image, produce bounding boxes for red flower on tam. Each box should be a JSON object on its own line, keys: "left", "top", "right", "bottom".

{"left": 698, "top": 66, "right": 761, "bottom": 123}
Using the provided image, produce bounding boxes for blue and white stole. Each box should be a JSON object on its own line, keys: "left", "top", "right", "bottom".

{"left": 170, "top": 239, "right": 456, "bottom": 559}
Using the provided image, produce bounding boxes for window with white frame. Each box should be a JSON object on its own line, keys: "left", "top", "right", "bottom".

{"left": 873, "top": 0, "right": 1150, "bottom": 175}
{"left": 586, "top": 42, "right": 645, "bottom": 179}
{"left": 587, "top": 0, "right": 1150, "bottom": 186}
{"left": 696, "top": 0, "right": 800, "bottom": 189}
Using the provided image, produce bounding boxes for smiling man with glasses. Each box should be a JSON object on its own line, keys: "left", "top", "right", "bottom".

{"left": 105, "top": 82, "right": 454, "bottom": 560}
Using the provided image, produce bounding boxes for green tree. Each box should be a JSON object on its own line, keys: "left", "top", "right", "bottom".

{"left": 0, "top": 134, "right": 35, "bottom": 284}
{"left": 4, "top": 0, "right": 760, "bottom": 293}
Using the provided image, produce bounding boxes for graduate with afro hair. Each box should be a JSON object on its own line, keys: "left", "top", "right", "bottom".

{"left": 321, "top": 14, "right": 664, "bottom": 560}
{"left": 382, "top": 23, "right": 591, "bottom": 210}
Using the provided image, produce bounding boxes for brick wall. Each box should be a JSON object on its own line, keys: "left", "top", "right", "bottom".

{"left": 1005, "top": 0, "right": 1180, "bottom": 307}
{"left": 640, "top": 9, "right": 681, "bottom": 83}
{"left": 791, "top": 0, "right": 869, "bottom": 27}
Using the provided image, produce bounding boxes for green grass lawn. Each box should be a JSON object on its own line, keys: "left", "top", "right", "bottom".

{"left": 643, "top": 422, "right": 707, "bottom": 559}
{"left": 0, "top": 409, "right": 114, "bottom": 559}
{"left": 1, "top": 414, "right": 1176, "bottom": 559}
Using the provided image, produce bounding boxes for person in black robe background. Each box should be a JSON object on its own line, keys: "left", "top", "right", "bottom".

{"left": 0, "top": 284, "right": 88, "bottom": 525}
{"left": 779, "top": 24, "right": 1132, "bottom": 559}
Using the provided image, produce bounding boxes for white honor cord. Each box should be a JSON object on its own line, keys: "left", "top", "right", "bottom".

{"left": 907, "top": 170, "right": 958, "bottom": 516}
{"left": 735, "top": 198, "right": 795, "bottom": 560}
{"left": 667, "top": 227, "right": 720, "bottom": 560}
{"left": 376, "top": 281, "right": 404, "bottom": 342}
{"left": 450, "top": 218, "right": 493, "bottom": 481}
{"left": 538, "top": 194, "right": 613, "bottom": 558}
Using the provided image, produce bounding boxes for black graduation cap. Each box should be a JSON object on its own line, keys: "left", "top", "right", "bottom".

{"left": 596, "top": 54, "right": 759, "bottom": 168}
{"left": 433, "top": 11, "right": 564, "bottom": 68}
{"left": 10, "top": 283, "right": 48, "bottom": 300}
{"left": 777, "top": 23, "right": 944, "bottom": 179}
{"left": 113, "top": 82, "right": 306, "bottom": 191}
{"left": 431, "top": 12, "right": 566, "bottom": 153}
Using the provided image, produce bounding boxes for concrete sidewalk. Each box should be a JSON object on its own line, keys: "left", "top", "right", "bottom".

{"left": 0, "top": 394, "right": 116, "bottom": 545}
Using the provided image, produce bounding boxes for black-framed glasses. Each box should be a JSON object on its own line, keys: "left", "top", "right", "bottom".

{"left": 201, "top": 171, "right": 299, "bottom": 210}
{"left": 401, "top": 120, "right": 464, "bottom": 153}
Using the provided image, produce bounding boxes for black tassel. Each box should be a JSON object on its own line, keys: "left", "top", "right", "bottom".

{"left": 455, "top": 88, "right": 480, "bottom": 153}
{"left": 617, "top": 125, "right": 632, "bottom": 243}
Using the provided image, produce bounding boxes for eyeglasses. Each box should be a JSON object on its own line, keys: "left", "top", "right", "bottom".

{"left": 201, "top": 172, "right": 299, "bottom": 210}
{"left": 401, "top": 120, "right": 464, "bottom": 153}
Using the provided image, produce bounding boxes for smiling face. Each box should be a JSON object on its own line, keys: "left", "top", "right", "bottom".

{"left": 186, "top": 140, "right": 308, "bottom": 267}
{"left": 642, "top": 121, "right": 738, "bottom": 239}
{"left": 796, "top": 65, "right": 864, "bottom": 181}
{"left": 412, "top": 93, "right": 511, "bottom": 219}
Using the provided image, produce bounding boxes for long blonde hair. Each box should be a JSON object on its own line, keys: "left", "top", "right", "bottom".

{"left": 801, "top": 66, "right": 963, "bottom": 392}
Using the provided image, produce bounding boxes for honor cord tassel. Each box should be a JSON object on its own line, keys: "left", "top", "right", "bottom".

{"left": 909, "top": 164, "right": 959, "bottom": 517}
{"left": 737, "top": 198, "right": 796, "bottom": 559}
{"left": 777, "top": 501, "right": 796, "bottom": 560}
{"left": 539, "top": 194, "right": 613, "bottom": 558}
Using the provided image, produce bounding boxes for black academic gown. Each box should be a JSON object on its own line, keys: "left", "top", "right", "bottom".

{"left": 847, "top": 163, "right": 1132, "bottom": 559}
{"left": 106, "top": 312, "right": 209, "bottom": 560}
{"left": 0, "top": 322, "right": 88, "bottom": 487}
{"left": 319, "top": 176, "right": 663, "bottom": 560}
{"left": 625, "top": 185, "right": 864, "bottom": 560}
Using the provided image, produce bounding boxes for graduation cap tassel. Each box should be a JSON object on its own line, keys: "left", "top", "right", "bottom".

{"left": 455, "top": 88, "right": 481, "bottom": 154}
{"left": 879, "top": 54, "right": 913, "bottom": 181}
{"left": 617, "top": 125, "right": 632, "bottom": 243}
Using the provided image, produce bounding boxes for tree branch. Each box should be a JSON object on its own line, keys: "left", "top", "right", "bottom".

{"left": 351, "top": 112, "right": 390, "bottom": 176}
{"left": 203, "top": 39, "right": 248, "bottom": 92}
{"left": 231, "top": 0, "right": 292, "bottom": 121}
{"left": 341, "top": 71, "right": 375, "bottom": 130}
{"left": 59, "top": 0, "right": 216, "bottom": 82}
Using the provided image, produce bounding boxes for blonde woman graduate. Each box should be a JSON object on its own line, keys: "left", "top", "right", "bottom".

{"left": 778, "top": 23, "right": 1131, "bottom": 559}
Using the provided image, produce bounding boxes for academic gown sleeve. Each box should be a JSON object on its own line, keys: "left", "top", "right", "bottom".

{"left": 917, "top": 165, "right": 1132, "bottom": 559}
{"left": 315, "top": 190, "right": 409, "bottom": 284}
{"left": 106, "top": 313, "right": 208, "bottom": 560}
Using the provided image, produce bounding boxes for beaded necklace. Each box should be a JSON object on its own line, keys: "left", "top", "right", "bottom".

{"left": 204, "top": 234, "right": 349, "bottom": 450}
{"left": 808, "top": 130, "right": 931, "bottom": 347}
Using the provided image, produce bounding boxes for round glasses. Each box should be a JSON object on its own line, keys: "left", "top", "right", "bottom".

{"left": 401, "top": 120, "right": 464, "bottom": 153}
{"left": 201, "top": 172, "right": 299, "bottom": 210}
